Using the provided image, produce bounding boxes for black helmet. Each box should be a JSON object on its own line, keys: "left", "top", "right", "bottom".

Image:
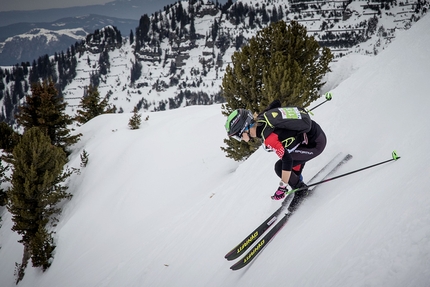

{"left": 225, "top": 109, "right": 254, "bottom": 140}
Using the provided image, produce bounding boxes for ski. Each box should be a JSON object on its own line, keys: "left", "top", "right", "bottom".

{"left": 224, "top": 191, "right": 293, "bottom": 261}
{"left": 224, "top": 152, "right": 349, "bottom": 261}
{"left": 230, "top": 153, "right": 353, "bottom": 270}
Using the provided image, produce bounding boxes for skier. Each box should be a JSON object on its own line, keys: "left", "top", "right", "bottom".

{"left": 225, "top": 100, "right": 326, "bottom": 201}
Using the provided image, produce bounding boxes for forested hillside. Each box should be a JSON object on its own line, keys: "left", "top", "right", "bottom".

{"left": 0, "top": 0, "right": 428, "bottom": 125}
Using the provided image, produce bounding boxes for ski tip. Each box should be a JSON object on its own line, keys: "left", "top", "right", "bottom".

{"left": 392, "top": 150, "right": 401, "bottom": 160}
{"left": 325, "top": 91, "right": 333, "bottom": 101}
{"left": 225, "top": 251, "right": 239, "bottom": 261}
{"left": 230, "top": 263, "right": 243, "bottom": 271}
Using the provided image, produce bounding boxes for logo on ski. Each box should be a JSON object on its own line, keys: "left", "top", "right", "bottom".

{"left": 243, "top": 239, "right": 265, "bottom": 264}
{"left": 236, "top": 231, "right": 259, "bottom": 254}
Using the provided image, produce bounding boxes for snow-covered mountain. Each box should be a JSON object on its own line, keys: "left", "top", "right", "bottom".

{"left": 0, "top": 0, "right": 231, "bottom": 65}
{"left": 1, "top": 9, "right": 430, "bottom": 287}
{"left": 66, "top": 0, "right": 430, "bottom": 113}
{"left": 0, "top": 0, "right": 428, "bottom": 125}
{"left": 0, "top": 0, "right": 196, "bottom": 27}
{"left": 0, "top": 14, "right": 138, "bottom": 66}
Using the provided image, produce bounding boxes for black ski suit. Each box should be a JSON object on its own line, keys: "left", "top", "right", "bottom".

{"left": 255, "top": 104, "right": 327, "bottom": 188}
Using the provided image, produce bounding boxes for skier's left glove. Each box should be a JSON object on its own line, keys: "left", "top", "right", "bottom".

{"left": 272, "top": 185, "right": 288, "bottom": 200}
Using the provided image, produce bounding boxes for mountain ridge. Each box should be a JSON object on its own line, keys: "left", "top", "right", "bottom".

{"left": 0, "top": 0, "right": 185, "bottom": 27}
{"left": 0, "top": 0, "right": 428, "bottom": 124}
{"left": 0, "top": 14, "right": 138, "bottom": 66}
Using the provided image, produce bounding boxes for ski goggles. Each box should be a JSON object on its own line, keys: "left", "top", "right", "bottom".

{"left": 230, "top": 124, "right": 253, "bottom": 142}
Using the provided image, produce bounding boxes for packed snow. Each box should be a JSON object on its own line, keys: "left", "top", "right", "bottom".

{"left": 1, "top": 12, "right": 430, "bottom": 287}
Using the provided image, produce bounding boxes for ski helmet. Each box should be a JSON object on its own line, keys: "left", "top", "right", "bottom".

{"left": 225, "top": 109, "right": 254, "bottom": 140}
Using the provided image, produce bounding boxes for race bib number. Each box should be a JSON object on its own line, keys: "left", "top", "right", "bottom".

{"left": 279, "top": 107, "right": 302, "bottom": 119}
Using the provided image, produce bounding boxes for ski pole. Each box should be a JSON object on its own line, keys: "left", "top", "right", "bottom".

{"left": 287, "top": 151, "right": 401, "bottom": 195}
{"left": 308, "top": 92, "right": 333, "bottom": 113}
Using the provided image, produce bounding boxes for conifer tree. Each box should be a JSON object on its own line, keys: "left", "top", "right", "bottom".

{"left": 189, "top": 16, "right": 196, "bottom": 41}
{"left": 130, "top": 60, "right": 142, "bottom": 83}
{"left": 0, "top": 121, "right": 20, "bottom": 153}
{"left": 128, "top": 107, "right": 142, "bottom": 130}
{"left": 0, "top": 158, "right": 7, "bottom": 206}
{"left": 75, "top": 85, "right": 116, "bottom": 125}
{"left": 15, "top": 79, "right": 80, "bottom": 153}
{"left": 129, "top": 29, "right": 134, "bottom": 44}
{"left": 7, "top": 127, "right": 72, "bottom": 273}
{"left": 80, "top": 149, "right": 89, "bottom": 167}
{"left": 99, "top": 50, "right": 110, "bottom": 75}
{"left": 221, "top": 21, "right": 333, "bottom": 161}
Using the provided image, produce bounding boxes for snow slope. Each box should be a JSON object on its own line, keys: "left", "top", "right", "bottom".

{"left": 1, "top": 12, "right": 430, "bottom": 287}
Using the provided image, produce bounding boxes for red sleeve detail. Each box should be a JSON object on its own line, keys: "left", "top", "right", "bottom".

{"left": 264, "top": 133, "right": 284, "bottom": 158}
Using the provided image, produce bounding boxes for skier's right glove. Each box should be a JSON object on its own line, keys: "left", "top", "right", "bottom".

{"left": 272, "top": 186, "right": 288, "bottom": 200}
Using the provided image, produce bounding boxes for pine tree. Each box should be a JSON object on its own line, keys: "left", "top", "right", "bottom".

{"left": 221, "top": 20, "right": 333, "bottom": 161}
{"left": 15, "top": 79, "right": 80, "bottom": 153}
{"left": 0, "top": 121, "right": 20, "bottom": 153}
{"left": 80, "top": 149, "right": 89, "bottom": 167}
{"left": 7, "top": 127, "right": 72, "bottom": 273}
{"left": 211, "top": 19, "right": 219, "bottom": 42}
{"left": 99, "top": 50, "right": 110, "bottom": 75}
{"left": 0, "top": 157, "right": 8, "bottom": 206}
{"left": 130, "top": 60, "right": 142, "bottom": 83}
{"left": 129, "top": 29, "right": 134, "bottom": 44}
{"left": 29, "top": 60, "right": 39, "bottom": 84}
{"left": 136, "top": 14, "right": 151, "bottom": 46}
{"left": 128, "top": 107, "right": 142, "bottom": 130}
{"left": 189, "top": 16, "right": 196, "bottom": 41}
{"left": 75, "top": 85, "right": 116, "bottom": 125}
